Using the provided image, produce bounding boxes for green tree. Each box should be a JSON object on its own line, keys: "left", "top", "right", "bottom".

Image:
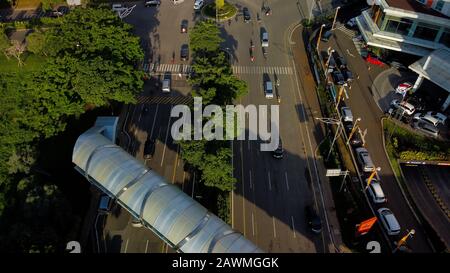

{"left": 0, "top": 29, "right": 10, "bottom": 57}
{"left": 189, "top": 20, "right": 223, "bottom": 54}
{"left": 200, "top": 146, "right": 235, "bottom": 191}
{"left": 26, "top": 31, "right": 47, "bottom": 56}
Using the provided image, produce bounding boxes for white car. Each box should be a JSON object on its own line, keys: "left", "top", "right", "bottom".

{"left": 395, "top": 82, "right": 412, "bottom": 96}
{"left": 426, "top": 111, "right": 447, "bottom": 125}
{"left": 377, "top": 208, "right": 401, "bottom": 236}
{"left": 390, "top": 99, "right": 415, "bottom": 116}
{"left": 413, "top": 112, "right": 440, "bottom": 127}
{"left": 194, "top": 0, "right": 204, "bottom": 10}
{"left": 340, "top": 107, "right": 353, "bottom": 122}
{"left": 355, "top": 147, "right": 375, "bottom": 173}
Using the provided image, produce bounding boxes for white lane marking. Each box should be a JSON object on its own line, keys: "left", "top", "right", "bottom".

{"left": 285, "top": 171, "right": 290, "bottom": 191}
{"left": 291, "top": 216, "right": 297, "bottom": 238}
{"left": 272, "top": 216, "right": 277, "bottom": 238}
{"left": 251, "top": 212, "right": 255, "bottom": 236}
{"left": 124, "top": 239, "right": 129, "bottom": 253}
{"left": 267, "top": 171, "right": 272, "bottom": 191}
{"left": 249, "top": 170, "right": 252, "bottom": 190}
{"left": 145, "top": 240, "right": 149, "bottom": 253}
{"left": 149, "top": 104, "right": 160, "bottom": 139}
{"left": 240, "top": 141, "right": 246, "bottom": 236}
{"left": 161, "top": 105, "right": 173, "bottom": 167}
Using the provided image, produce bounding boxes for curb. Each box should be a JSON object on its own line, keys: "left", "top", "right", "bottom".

{"left": 380, "top": 117, "right": 436, "bottom": 252}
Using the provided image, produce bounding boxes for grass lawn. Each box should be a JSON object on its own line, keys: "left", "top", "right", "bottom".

{"left": 0, "top": 53, "right": 46, "bottom": 73}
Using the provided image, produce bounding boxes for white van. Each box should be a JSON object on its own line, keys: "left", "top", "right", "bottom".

{"left": 261, "top": 31, "right": 269, "bottom": 47}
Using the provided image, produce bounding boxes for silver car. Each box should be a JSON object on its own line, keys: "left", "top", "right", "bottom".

{"left": 355, "top": 147, "right": 375, "bottom": 173}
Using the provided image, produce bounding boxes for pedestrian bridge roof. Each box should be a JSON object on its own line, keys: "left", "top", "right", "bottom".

{"left": 72, "top": 123, "right": 262, "bottom": 253}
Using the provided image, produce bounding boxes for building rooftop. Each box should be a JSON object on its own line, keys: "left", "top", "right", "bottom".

{"left": 409, "top": 48, "right": 450, "bottom": 94}
{"left": 385, "top": 0, "right": 450, "bottom": 19}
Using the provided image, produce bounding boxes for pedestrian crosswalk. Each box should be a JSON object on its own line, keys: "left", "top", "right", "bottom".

{"left": 136, "top": 95, "right": 193, "bottom": 105}
{"left": 232, "top": 65, "right": 293, "bottom": 75}
{"left": 336, "top": 25, "right": 358, "bottom": 39}
{"left": 141, "top": 63, "right": 293, "bottom": 75}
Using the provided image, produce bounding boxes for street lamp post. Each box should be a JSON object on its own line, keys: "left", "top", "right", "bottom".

{"left": 347, "top": 117, "right": 362, "bottom": 145}
{"left": 393, "top": 229, "right": 415, "bottom": 253}
{"left": 331, "top": 6, "right": 341, "bottom": 31}
{"left": 365, "top": 167, "right": 381, "bottom": 190}
{"left": 324, "top": 48, "right": 335, "bottom": 76}
{"left": 316, "top": 24, "right": 326, "bottom": 52}
{"left": 315, "top": 118, "right": 343, "bottom": 162}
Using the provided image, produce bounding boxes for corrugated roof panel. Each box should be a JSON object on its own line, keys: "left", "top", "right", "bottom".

{"left": 72, "top": 125, "right": 262, "bottom": 253}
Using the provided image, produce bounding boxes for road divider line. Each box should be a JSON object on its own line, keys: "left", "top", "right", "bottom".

{"left": 272, "top": 216, "right": 277, "bottom": 238}
{"left": 267, "top": 171, "right": 272, "bottom": 191}
{"left": 240, "top": 141, "right": 246, "bottom": 236}
{"left": 149, "top": 104, "right": 159, "bottom": 139}
{"left": 124, "top": 239, "right": 129, "bottom": 253}
{"left": 285, "top": 171, "right": 290, "bottom": 191}
{"left": 145, "top": 240, "right": 149, "bottom": 253}
{"left": 160, "top": 105, "right": 173, "bottom": 167}
{"left": 291, "top": 216, "right": 296, "bottom": 238}
{"left": 249, "top": 170, "right": 253, "bottom": 190}
{"left": 252, "top": 212, "right": 255, "bottom": 236}
{"left": 171, "top": 145, "right": 180, "bottom": 183}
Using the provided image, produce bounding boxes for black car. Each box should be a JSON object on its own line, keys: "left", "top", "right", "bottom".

{"left": 143, "top": 138, "right": 155, "bottom": 159}
{"left": 332, "top": 71, "right": 345, "bottom": 85}
{"left": 180, "top": 44, "right": 189, "bottom": 61}
{"left": 272, "top": 138, "right": 283, "bottom": 159}
{"left": 181, "top": 19, "right": 188, "bottom": 33}
{"left": 145, "top": 0, "right": 160, "bottom": 7}
{"left": 342, "top": 69, "right": 353, "bottom": 82}
{"left": 305, "top": 205, "right": 322, "bottom": 234}
{"left": 332, "top": 51, "right": 347, "bottom": 69}
{"left": 243, "top": 7, "right": 251, "bottom": 22}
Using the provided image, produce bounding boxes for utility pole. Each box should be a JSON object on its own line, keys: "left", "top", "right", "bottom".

{"left": 331, "top": 6, "right": 341, "bottom": 31}
{"left": 316, "top": 24, "right": 326, "bottom": 52}
{"left": 393, "top": 229, "right": 415, "bottom": 253}
{"left": 315, "top": 118, "right": 343, "bottom": 161}
{"left": 365, "top": 167, "right": 381, "bottom": 190}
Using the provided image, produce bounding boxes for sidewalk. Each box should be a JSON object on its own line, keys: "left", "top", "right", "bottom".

{"left": 290, "top": 25, "right": 347, "bottom": 253}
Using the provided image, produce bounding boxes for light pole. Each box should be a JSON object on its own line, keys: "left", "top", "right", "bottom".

{"left": 347, "top": 117, "right": 362, "bottom": 145}
{"left": 365, "top": 167, "right": 381, "bottom": 190}
{"left": 315, "top": 118, "right": 343, "bottom": 161}
{"left": 331, "top": 6, "right": 341, "bottom": 31}
{"left": 316, "top": 24, "right": 326, "bottom": 52}
{"left": 324, "top": 48, "right": 335, "bottom": 76}
{"left": 393, "top": 229, "right": 415, "bottom": 253}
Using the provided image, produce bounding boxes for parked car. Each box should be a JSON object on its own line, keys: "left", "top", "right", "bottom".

{"left": 389, "top": 99, "right": 415, "bottom": 116}
{"left": 342, "top": 69, "right": 353, "bottom": 82}
{"left": 333, "top": 71, "right": 345, "bottom": 85}
{"left": 366, "top": 180, "right": 386, "bottom": 204}
{"left": 305, "top": 205, "right": 322, "bottom": 234}
{"left": 243, "top": 7, "right": 251, "bottom": 22}
{"left": 194, "top": 0, "right": 204, "bottom": 10}
{"left": 180, "top": 44, "right": 189, "bottom": 61}
{"left": 272, "top": 138, "right": 283, "bottom": 159}
{"left": 345, "top": 18, "right": 357, "bottom": 28}
{"left": 98, "top": 194, "right": 112, "bottom": 214}
{"left": 180, "top": 19, "right": 188, "bottom": 33}
{"left": 355, "top": 147, "right": 375, "bottom": 173}
{"left": 412, "top": 120, "right": 440, "bottom": 138}
{"left": 321, "top": 30, "right": 332, "bottom": 42}
{"left": 340, "top": 107, "right": 353, "bottom": 122}
{"left": 327, "top": 55, "right": 336, "bottom": 70}
{"left": 145, "top": 0, "right": 161, "bottom": 7}
{"left": 426, "top": 111, "right": 447, "bottom": 125}
{"left": 412, "top": 112, "right": 440, "bottom": 127}
{"left": 395, "top": 82, "right": 413, "bottom": 96}
{"left": 377, "top": 208, "right": 401, "bottom": 236}
{"left": 333, "top": 52, "right": 347, "bottom": 69}
{"left": 349, "top": 130, "right": 363, "bottom": 147}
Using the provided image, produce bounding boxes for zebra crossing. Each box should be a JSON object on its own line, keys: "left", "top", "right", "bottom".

{"left": 141, "top": 63, "right": 293, "bottom": 75}
{"left": 336, "top": 25, "right": 358, "bottom": 39}
{"left": 136, "top": 95, "right": 193, "bottom": 105}
{"left": 232, "top": 65, "right": 293, "bottom": 75}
